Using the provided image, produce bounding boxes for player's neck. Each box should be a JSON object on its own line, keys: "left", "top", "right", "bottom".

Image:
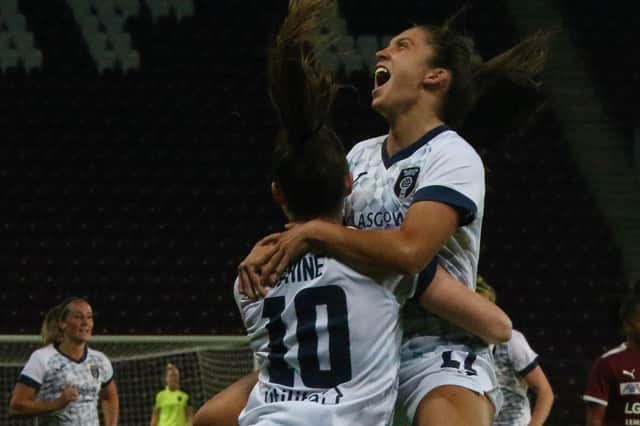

{"left": 626, "top": 339, "right": 640, "bottom": 351}
{"left": 386, "top": 111, "right": 444, "bottom": 157}
{"left": 58, "top": 340, "right": 87, "bottom": 360}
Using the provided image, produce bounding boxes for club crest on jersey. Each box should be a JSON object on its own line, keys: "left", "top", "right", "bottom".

{"left": 90, "top": 365, "right": 100, "bottom": 379}
{"left": 394, "top": 167, "right": 420, "bottom": 199}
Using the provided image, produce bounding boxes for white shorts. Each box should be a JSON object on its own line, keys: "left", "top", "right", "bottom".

{"left": 397, "top": 336, "right": 503, "bottom": 423}
{"left": 239, "top": 380, "right": 397, "bottom": 426}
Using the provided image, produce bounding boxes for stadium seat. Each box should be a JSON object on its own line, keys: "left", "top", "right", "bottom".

{"left": 146, "top": 0, "right": 171, "bottom": 21}
{"left": 0, "top": 45, "right": 18, "bottom": 71}
{"left": 171, "top": 0, "right": 194, "bottom": 21}
{"left": 0, "top": 0, "right": 18, "bottom": 16}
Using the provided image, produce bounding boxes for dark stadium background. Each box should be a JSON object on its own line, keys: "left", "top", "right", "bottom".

{"left": 1, "top": 0, "right": 637, "bottom": 424}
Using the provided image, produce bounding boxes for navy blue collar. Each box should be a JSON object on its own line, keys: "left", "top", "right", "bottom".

{"left": 55, "top": 343, "right": 88, "bottom": 363}
{"left": 381, "top": 125, "right": 450, "bottom": 168}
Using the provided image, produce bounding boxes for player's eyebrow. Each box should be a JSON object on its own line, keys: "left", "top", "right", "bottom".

{"left": 395, "top": 37, "right": 414, "bottom": 46}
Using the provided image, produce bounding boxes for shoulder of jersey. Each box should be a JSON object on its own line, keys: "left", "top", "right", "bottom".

{"left": 601, "top": 342, "right": 629, "bottom": 359}
{"left": 348, "top": 135, "right": 386, "bottom": 153}
{"left": 432, "top": 130, "right": 477, "bottom": 153}
{"left": 510, "top": 329, "right": 525, "bottom": 341}
{"left": 33, "top": 344, "right": 57, "bottom": 358}
{"left": 87, "top": 346, "right": 109, "bottom": 360}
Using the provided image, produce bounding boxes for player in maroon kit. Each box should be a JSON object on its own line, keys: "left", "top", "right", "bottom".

{"left": 583, "top": 293, "right": 640, "bottom": 426}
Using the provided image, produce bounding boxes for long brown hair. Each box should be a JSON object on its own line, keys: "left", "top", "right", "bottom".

{"left": 418, "top": 22, "right": 553, "bottom": 128}
{"left": 268, "top": 0, "right": 348, "bottom": 220}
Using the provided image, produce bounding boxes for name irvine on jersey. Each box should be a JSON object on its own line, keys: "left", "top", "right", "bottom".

{"left": 277, "top": 255, "right": 325, "bottom": 286}
{"left": 344, "top": 211, "right": 404, "bottom": 229}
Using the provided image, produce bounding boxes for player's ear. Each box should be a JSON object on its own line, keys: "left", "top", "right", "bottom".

{"left": 344, "top": 172, "right": 353, "bottom": 196}
{"left": 271, "top": 182, "right": 285, "bottom": 206}
{"left": 423, "top": 67, "right": 449, "bottom": 88}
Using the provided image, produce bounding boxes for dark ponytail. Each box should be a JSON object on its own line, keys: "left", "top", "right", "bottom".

{"left": 420, "top": 20, "right": 554, "bottom": 128}
{"left": 268, "top": 0, "right": 348, "bottom": 220}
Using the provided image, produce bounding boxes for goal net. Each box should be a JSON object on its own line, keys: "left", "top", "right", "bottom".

{"left": 0, "top": 335, "right": 254, "bottom": 426}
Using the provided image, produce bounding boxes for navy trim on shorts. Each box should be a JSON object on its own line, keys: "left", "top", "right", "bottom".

{"left": 413, "top": 185, "right": 477, "bottom": 226}
{"left": 412, "top": 258, "right": 438, "bottom": 300}
{"left": 18, "top": 374, "right": 41, "bottom": 391}
{"left": 517, "top": 356, "right": 539, "bottom": 376}
{"left": 381, "top": 125, "right": 450, "bottom": 168}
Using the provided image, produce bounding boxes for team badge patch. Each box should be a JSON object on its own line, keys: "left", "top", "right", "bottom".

{"left": 394, "top": 167, "right": 420, "bottom": 199}
{"left": 90, "top": 365, "right": 100, "bottom": 380}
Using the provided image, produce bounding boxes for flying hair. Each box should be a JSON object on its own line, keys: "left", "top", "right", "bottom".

{"left": 267, "top": 0, "right": 339, "bottom": 148}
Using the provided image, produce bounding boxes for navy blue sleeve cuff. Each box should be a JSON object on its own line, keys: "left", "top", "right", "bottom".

{"left": 18, "top": 374, "right": 41, "bottom": 391}
{"left": 517, "top": 357, "right": 539, "bottom": 376}
{"left": 101, "top": 376, "right": 113, "bottom": 388}
{"left": 413, "top": 185, "right": 477, "bottom": 226}
{"left": 411, "top": 257, "right": 438, "bottom": 301}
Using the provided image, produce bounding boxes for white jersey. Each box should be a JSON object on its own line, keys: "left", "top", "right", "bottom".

{"left": 344, "top": 126, "right": 485, "bottom": 339}
{"left": 492, "top": 330, "right": 539, "bottom": 426}
{"left": 234, "top": 252, "right": 416, "bottom": 426}
{"left": 17, "top": 344, "right": 114, "bottom": 426}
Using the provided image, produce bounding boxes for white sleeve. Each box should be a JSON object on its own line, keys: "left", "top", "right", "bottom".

{"left": 413, "top": 140, "right": 484, "bottom": 226}
{"left": 233, "top": 277, "right": 263, "bottom": 333}
{"left": 18, "top": 350, "right": 46, "bottom": 389}
{"left": 508, "top": 330, "right": 539, "bottom": 376}
{"left": 99, "top": 352, "right": 114, "bottom": 386}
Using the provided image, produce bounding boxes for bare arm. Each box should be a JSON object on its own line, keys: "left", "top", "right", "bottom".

{"left": 585, "top": 402, "right": 606, "bottom": 426}
{"left": 419, "top": 265, "right": 512, "bottom": 344}
{"left": 186, "top": 405, "right": 194, "bottom": 424}
{"left": 100, "top": 381, "right": 119, "bottom": 426}
{"left": 9, "top": 382, "right": 77, "bottom": 417}
{"left": 522, "top": 366, "right": 554, "bottom": 426}
{"left": 150, "top": 407, "right": 160, "bottom": 426}
{"left": 261, "top": 201, "right": 458, "bottom": 285}
{"left": 193, "top": 371, "right": 258, "bottom": 426}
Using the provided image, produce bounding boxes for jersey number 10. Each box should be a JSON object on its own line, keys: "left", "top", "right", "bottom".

{"left": 262, "top": 285, "right": 353, "bottom": 388}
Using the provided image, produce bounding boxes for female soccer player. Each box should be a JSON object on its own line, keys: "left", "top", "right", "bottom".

{"left": 477, "top": 277, "right": 554, "bottom": 426}
{"left": 9, "top": 297, "right": 119, "bottom": 426}
{"left": 238, "top": 15, "right": 550, "bottom": 426}
{"left": 150, "top": 363, "right": 194, "bottom": 426}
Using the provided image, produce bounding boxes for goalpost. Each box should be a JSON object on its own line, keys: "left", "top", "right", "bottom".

{"left": 0, "top": 335, "right": 254, "bottom": 426}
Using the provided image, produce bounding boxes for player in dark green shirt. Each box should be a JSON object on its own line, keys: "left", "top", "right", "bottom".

{"left": 150, "top": 363, "right": 193, "bottom": 426}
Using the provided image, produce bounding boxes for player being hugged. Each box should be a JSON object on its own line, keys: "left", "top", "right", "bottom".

{"left": 9, "top": 297, "right": 119, "bottom": 426}
{"left": 194, "top": 1, "right": 513, "bottom": 426}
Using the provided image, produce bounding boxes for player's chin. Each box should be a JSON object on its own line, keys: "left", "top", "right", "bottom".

{"left": 371, "top": 98, "right": 390, "bottom": 119}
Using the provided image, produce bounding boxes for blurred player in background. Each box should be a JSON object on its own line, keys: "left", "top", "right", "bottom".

{"left": 240, "top": 12, "right": 551, "bottom": 426}
{"left": 583, "top": 293, "right": 640, "bottom": 426}
{"left": 476, "top": 277, "right": 554, "bottom": 426}
{"left": 194, "top": 1, "right": 513, "bottom": 425}
{"left": 9, "top": 297, "right": 119, "bottom": 426}
{"left": 150, "top": 363, "right": 194, "bottom": 426}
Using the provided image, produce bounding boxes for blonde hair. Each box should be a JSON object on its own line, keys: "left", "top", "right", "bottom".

{"left": 476, "top": 275, "right": 496, "bottom": 303}
{"left": 40, "top": 304, "right": 63, "bottom": 346}
{"left": 42, "top": 297, "right": 91, "bottom": 345}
